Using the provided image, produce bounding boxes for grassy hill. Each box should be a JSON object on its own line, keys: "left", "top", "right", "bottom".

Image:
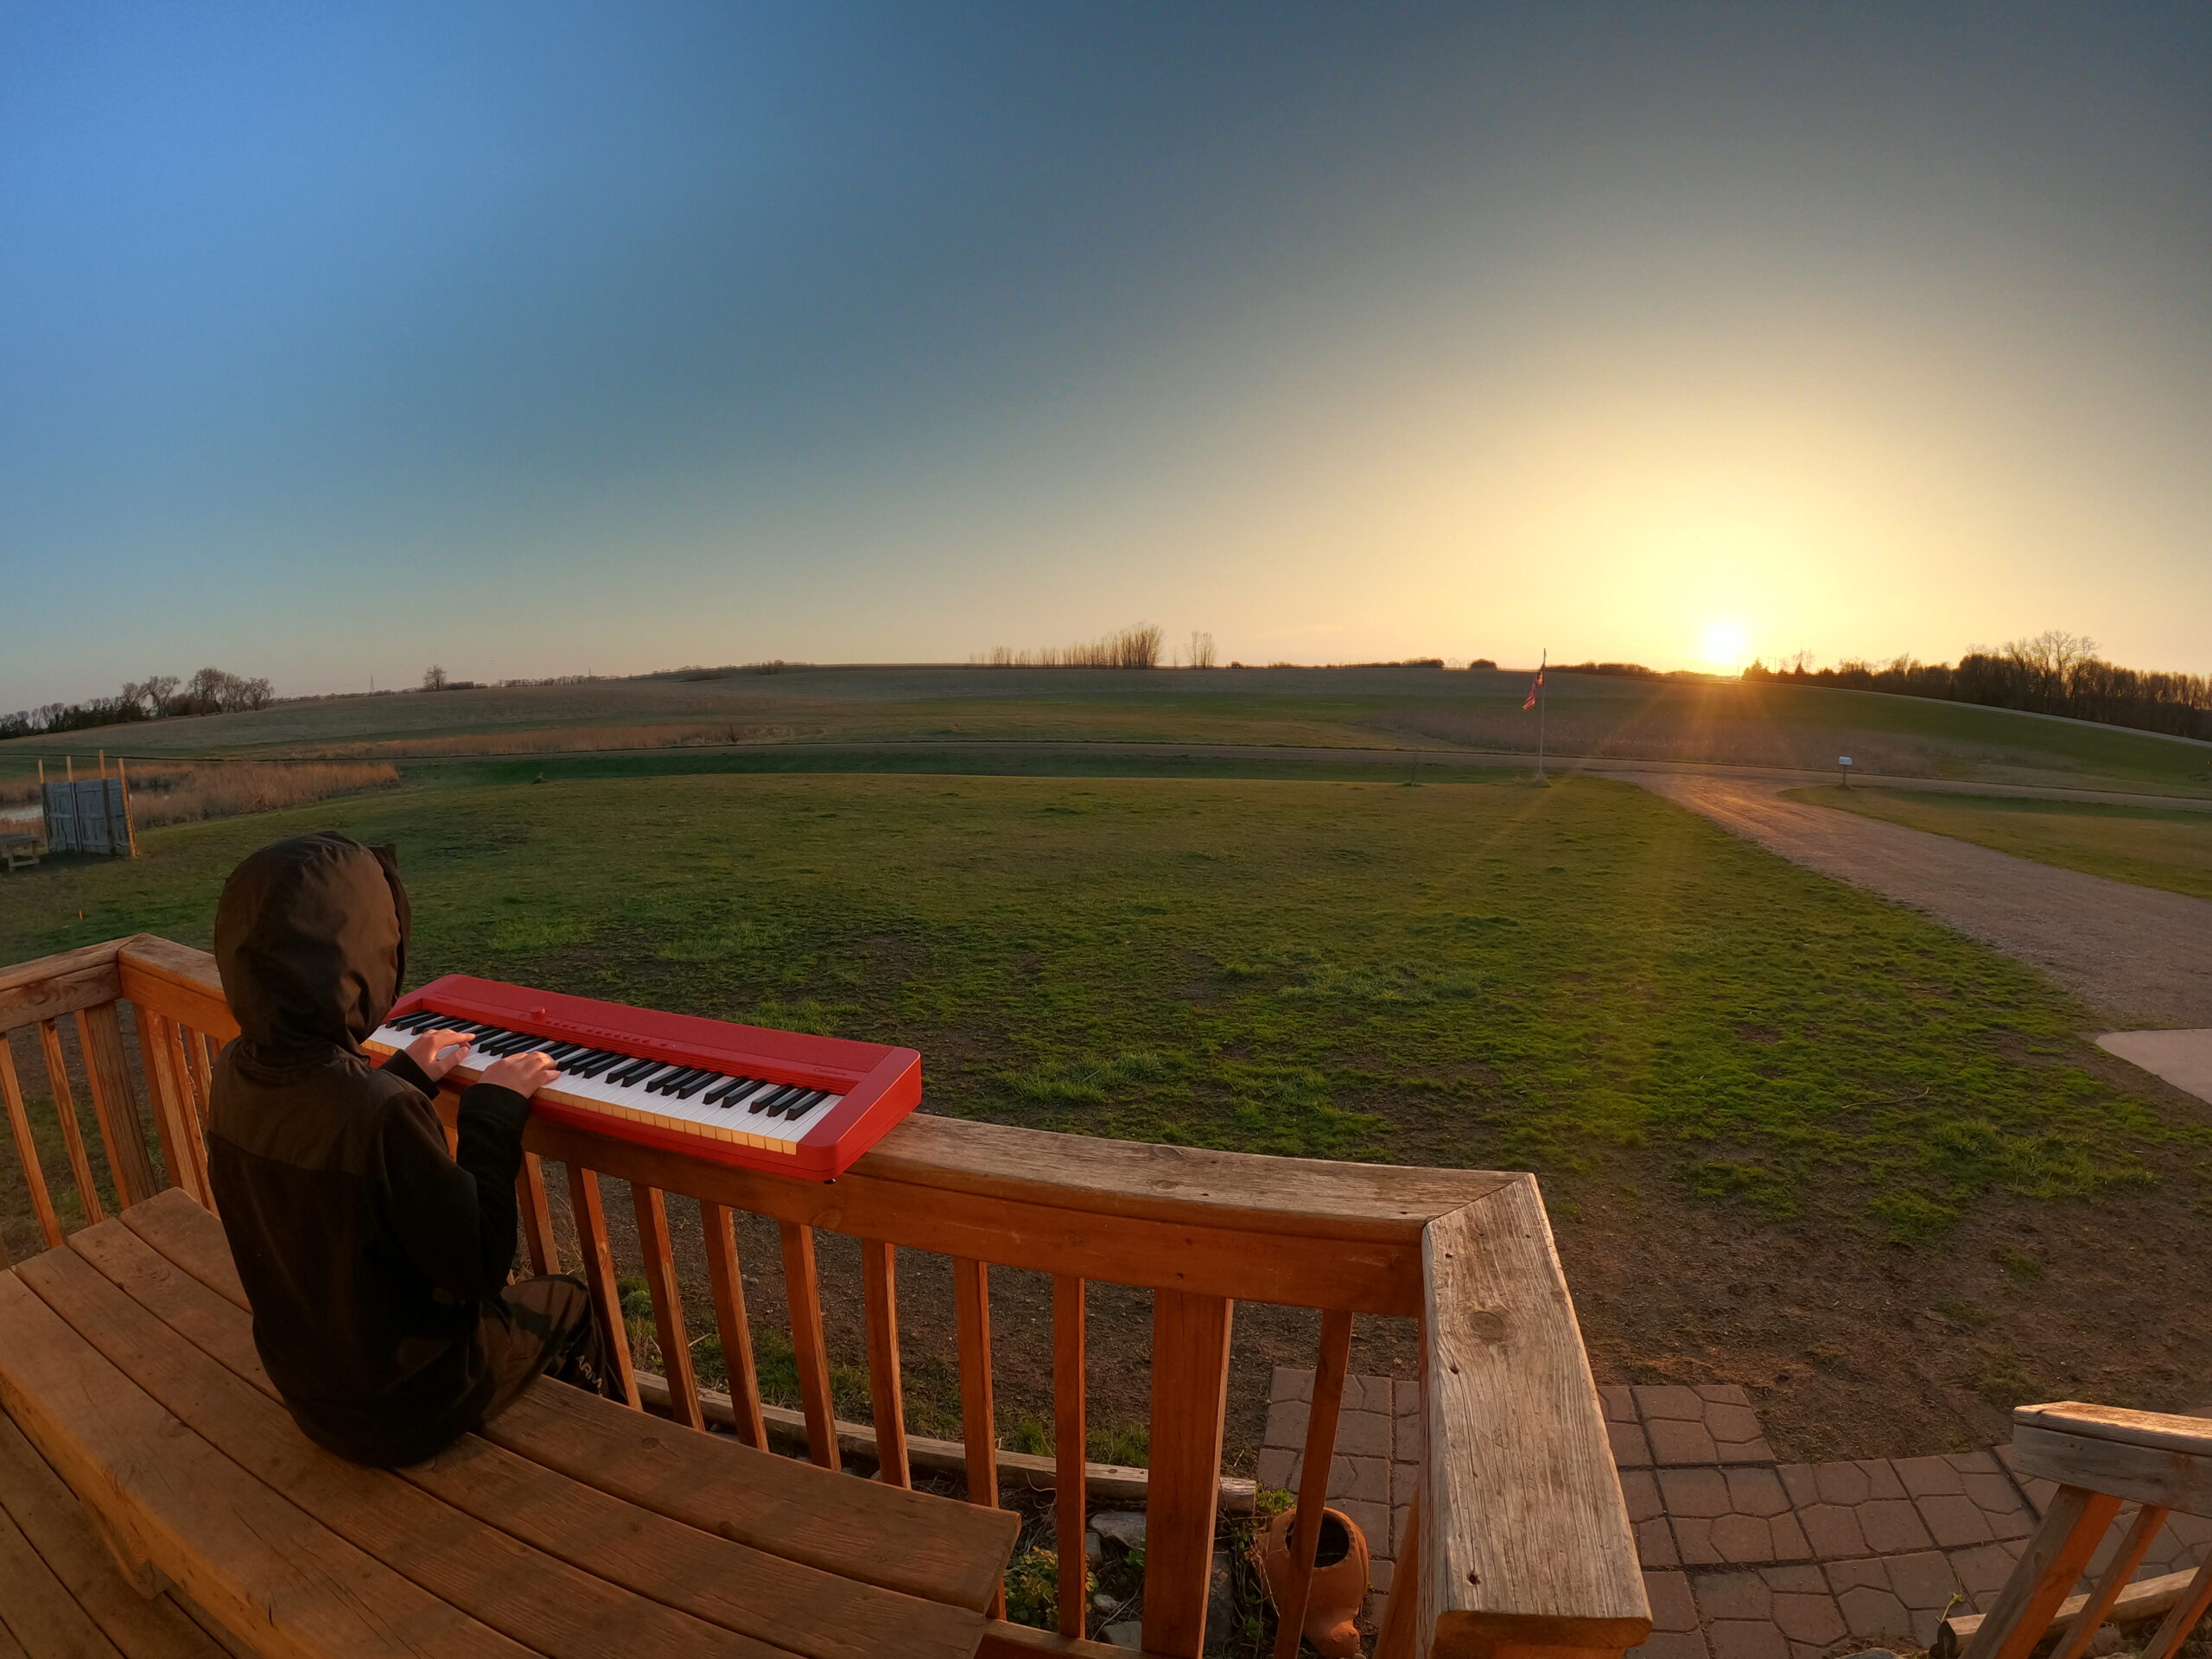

{"left": 6, "top": 665, "right": 2209, "bottom": 797}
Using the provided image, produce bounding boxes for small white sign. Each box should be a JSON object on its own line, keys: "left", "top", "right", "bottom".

{"left": 1838, "top": 756, "right": 1853, "bottom": 766}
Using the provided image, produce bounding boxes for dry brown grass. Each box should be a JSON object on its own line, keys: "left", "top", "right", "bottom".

{"left": 297, "top": 721, "right": 798, "bottom": 759}
{"left": 0, "top": 762, "right": 399, "bottom": 829}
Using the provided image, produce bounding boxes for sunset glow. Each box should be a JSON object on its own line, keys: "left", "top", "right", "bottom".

{"left": 1702, "top": 621, "right": 1750, "bottom": 671}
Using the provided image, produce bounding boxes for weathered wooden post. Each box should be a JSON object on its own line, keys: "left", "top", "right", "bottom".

{"left": 117, "top": 758, "right": 138, "bottom": 858}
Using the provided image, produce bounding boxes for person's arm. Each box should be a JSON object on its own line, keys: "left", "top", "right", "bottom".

{"left": 376, "top": 1052, "right": 558, "bottom": 1301}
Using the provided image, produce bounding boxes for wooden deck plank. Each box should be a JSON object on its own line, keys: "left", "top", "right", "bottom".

{"left": 65, "top": 1219, "right": 986, "bottom": 1659}
{"left": 0, "top": 1414, "right": 226, "bottom": 1659}
{"left": 0, "top": 1274, "right": 533, "bottom": 1659}
{"left": 118, "top": 1192, "right": 247, "bottom": 1306}
{"left": 16, "top": 1244, "right": 792, "bottom": 1659}
{"left": 115, "top": 1190, "right": 1018, "bottom": 1614}
{"left": 493, "top": 1382, "right": 1018, "bottom": 1615}
{"left": 0, "top": 1497, "right": 128, "bottom": 1659}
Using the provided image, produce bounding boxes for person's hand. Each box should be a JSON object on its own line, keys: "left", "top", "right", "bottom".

{"left": 480, "top": 1050, "right": 561, "bottom": 1101}
{"left": 404, "top": 1028, "right": 475, "bottom": 1084}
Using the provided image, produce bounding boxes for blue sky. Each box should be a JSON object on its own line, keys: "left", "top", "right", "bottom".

{"left": 4, "top": 3, "right": 2209, "bottom": 707}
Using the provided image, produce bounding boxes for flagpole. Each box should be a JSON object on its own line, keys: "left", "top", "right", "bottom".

{"left": 1536, "top": 647, "right": 1548, "bottom": 784}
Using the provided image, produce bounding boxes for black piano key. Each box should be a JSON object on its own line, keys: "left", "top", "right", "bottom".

{"left": 647, "top": 1066, "right": 699, "bottom": 1096}
{"left": 615, "top": 1059, "right": 672, "bottom": 1088}
{"left": 672, "top": 1071, "right": 721, "bottom": 1100}
{"left": 702, "top": 1075, "right": 754, "bottom": 1106}
{"left": 571, "top": 1053, "right": 624, "bottom": 1078}
{"left": 388, "top": 1011, "right": 431, "bottom": 1032}
{"left": 660, "top": 1067, "right": 715, "bottom": 1096}
{"left": 747, "top": 1084, "right": 799, "bottom": 1115}
{"left": 783, "top": 1090, "right": 830, "bottom": 1118}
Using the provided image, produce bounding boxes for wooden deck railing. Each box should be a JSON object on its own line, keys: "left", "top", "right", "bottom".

{"left": 0, "top": 935, "right": 1650, "bottom": 1659}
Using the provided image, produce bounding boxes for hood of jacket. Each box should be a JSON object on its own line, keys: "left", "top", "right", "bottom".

{"left": 214, "top": 832, "right": 412, "bottom": 1058}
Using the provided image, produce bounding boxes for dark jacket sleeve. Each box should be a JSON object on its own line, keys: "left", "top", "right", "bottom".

{"left": 373, "top": 1079, "right": 531, "bottom": 1301}
{"left": 378, "top": 1048, "right": 438, "bottom": 1096}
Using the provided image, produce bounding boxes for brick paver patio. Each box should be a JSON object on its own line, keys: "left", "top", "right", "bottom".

{"left": 1258, "top": 1370, "right": 2212, "bottom": 1657}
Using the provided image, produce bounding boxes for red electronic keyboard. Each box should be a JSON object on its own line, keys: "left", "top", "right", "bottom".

{"left": 363, "top": 975, "right": 921, "bottom": 1181}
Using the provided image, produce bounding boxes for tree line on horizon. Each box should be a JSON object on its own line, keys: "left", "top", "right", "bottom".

{"left": 1742, "top": 630, "right": 2212, "bottom": 741}
{"left": 0, "top": 666, "right": 274, "bottom": 741}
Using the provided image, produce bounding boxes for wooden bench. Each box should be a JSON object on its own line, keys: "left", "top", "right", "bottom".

{"left": 0, "top": 833, "right": 40, "bottom": 874}
{"left": 0, "top": 1189, "right": 1019, "bottom": 1659}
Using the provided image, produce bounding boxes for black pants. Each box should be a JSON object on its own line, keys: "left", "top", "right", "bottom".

{"left": 477, "top": 1273, "right": 613, "bottom": 1424}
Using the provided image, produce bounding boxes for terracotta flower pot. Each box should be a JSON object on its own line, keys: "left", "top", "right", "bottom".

{"left": 1255, "top": 1505, "right": 1370, "bottom": 1658}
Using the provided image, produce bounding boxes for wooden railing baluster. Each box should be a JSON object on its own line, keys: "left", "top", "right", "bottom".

{"left": 36, "top": 1018, "right": 104, "bottom": 1227}
{"left": 0, "top": 1036, "right": 63, "bottom": 1248}
{"left": 2141, "top": 1555, "right": 2212, "bottom": 1659}
{"left": 779, "top": 1220, "right": 840, "bottom": 1469}
{"left": 160, "top": 1020, "right": 214, "bottom": 1202}
{"left": 1374, "top": 1484, "right": 1421, "bottom": 1659}
{"left": 2052, "top": 1504, "right": 2171, "bottom": 1659}
{"left": 76, "top": 1003, "right": 156, "bottom": 1207}
{"left": 1052, "top": 1274, "right": 1087, "bottom": 1638}
{"left": 1273, "top": 1305, "right": 1355, "bottom": 1659}
{"left": 861, "top": 1239, "right": 911, "bottom": 1488}
{"left": 517, "top": 1153, "right": 559, "bottom": 1275}
{"left": 701, "top": 1201, "right": 768, "bottom": 1449}
{"left": 564, "top": 1164, "right": 640, "bottom": 1408}
{"left": 134, "top": 1010, "right": 193, "bottom": 1201}
{"left": 180, "top": 1025, "right": 215, "bottom": 1133}
{"left": 952, "top": 1255, "right": 1006, "bottom": 1619}
{"left": 631, "top": 1182, "right": 704, "bottom": 1431}
{"left": 1142, "top": 1289, "right": 1236, "bottom": 1659}
{"left": 1961, "top": 1486, "right": 2124, "bottom": 1659}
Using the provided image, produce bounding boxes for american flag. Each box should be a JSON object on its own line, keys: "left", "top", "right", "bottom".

{"left": 1522, "top": 666, "right": 1544, "bottom": 710}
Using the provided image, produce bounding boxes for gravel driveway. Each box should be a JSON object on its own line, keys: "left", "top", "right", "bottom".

{"left": 1618, "top": 773, "right": 2212, "bottom": 1030}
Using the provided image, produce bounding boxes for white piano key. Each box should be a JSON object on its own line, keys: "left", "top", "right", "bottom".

{"left": 366, "top": 1020, "right": 846, "bottom": 1154}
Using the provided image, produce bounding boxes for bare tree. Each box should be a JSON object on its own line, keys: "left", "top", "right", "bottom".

{"left": 422, "top": 665, "right": 449, "bottom": 692}
{"left": 1188, "top": 630, "right": 1217, "bottom": 669}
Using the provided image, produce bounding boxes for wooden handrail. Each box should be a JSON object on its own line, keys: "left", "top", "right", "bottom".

{"left": 2, "top": 935, "right": 1651, "bottom": 1659}
{"left": 1418, "top": 1180, "right": 1652, "bottom": 1659}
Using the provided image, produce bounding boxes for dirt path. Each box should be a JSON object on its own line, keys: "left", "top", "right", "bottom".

{"left": 1621, "top": 773, "right": 2212, "bottom": 1030}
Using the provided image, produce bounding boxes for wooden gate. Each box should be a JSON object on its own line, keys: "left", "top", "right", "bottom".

{"left": 42, "top": 779, "right": 132, "bottom": 855}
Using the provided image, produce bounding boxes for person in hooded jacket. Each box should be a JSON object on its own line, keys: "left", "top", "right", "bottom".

{"left": 207, "top": 830, "right": 607, "bottom": 1468}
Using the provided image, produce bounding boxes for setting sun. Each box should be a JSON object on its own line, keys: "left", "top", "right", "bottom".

{"left": 1702, "top": 620, "right": 1748, "bottom": 668}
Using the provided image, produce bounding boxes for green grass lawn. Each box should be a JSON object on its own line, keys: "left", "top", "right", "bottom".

{"left": 7, "top": 768, "right": 2198, "bottom": 1243}
{"left": 12, "top": 765, "right": 2212, "bottom": 1458}
{"left": 1791, "top": 786, "right": 2212, "bottom": 900}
